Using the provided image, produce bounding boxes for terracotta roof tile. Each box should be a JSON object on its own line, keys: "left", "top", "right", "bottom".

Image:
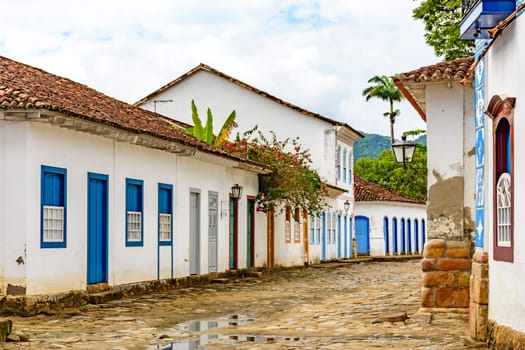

{"left": 354, "top": 176, "right": 425, "bottom": 205}
{"left": 0, "top": 56, "right": 253, "bottom": 163}
{"left": 395, "top": 56, "right": 474, "bottom": 84}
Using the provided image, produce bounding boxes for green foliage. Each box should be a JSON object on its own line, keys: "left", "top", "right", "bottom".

{"left": 223, "top": 127, "right": 326, "bottom": 213}
{"left": 412, "top": 0, "right": 475, "bottom": 60}
{"left": 354, "top": 145, "right": 427, "bottom": 200}
{"left": 403, "top": 129, "right": 426, "bottom": 138}
{"left": 362, "top": 75, "right": 404, "bottom": 142}
{"left": 183, "top": 100, "right": 237, "bottom": 146}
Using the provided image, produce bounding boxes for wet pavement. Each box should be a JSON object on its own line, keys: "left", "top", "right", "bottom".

{"left": 2, "top": 259, "right": 488, "bottom": 349}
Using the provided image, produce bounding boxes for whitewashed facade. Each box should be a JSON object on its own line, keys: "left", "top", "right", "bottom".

{"left": 0, "top": 56, "right": 267, "bottom": 296}
{"left": 353, "top": 177, "right": 426, "bottom": 257}
{"left": 397, "top": 2, "right": 525, "bottom": 343}
{"left": 136, "top": 64, "right": 362, "bottom": 265}
{"left": 482, "top": 4, "right": 525, "bottom": 342}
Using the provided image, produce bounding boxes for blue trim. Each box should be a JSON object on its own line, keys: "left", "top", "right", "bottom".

{"left": 158, "top": 183, "right": 173, "bottom": 246}
{"left": 157, "top": 183, "right": 173, "bottom": 280}
{"left": 337, "top": 214, "right": 342, "bottom": 258}
{"left": 40, "top": 165, "right": 67, "bottom": 249}
{"left": 414, "top": 219, "right": 419, "bottom": 252}
{"left": 384, "top": 216, "right": 389, "bottom": 254}
{"left": 392, "top": 217, "right": 398, "bottom": 253}
{"left": 321, "top": 212, "right": 326, "bottom": 260}
{"left": 125, "top": 178, "right": 144, "bottom": 247}
{"left": 344, "top": 216, "right": 348, "bottom": 258}
{"left": 349, "top": 217, "right": 353, "bottom": 257}
{"left": 401, "top": 218, "right": 406, "bottom": 253}
{"left": 87, "top": 172, "right": 109, "bottom": 284}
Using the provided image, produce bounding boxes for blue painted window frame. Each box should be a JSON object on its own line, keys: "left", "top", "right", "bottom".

{"left": 41, "top": 165, "right": 67, "bottom": 248}
{"left": 158, "top": 183, "right": 173, "bottom": 246}
{"left": 383, "top": 216, "right": 389, "bottom": 254}
{"left": 126, "top": 178, "right": 144, "bottom": 247}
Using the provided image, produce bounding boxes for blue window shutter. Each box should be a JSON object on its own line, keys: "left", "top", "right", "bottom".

{"left": 41, "top": 165, "right": 67, "bottom": 248}
{"left": 125, "top": 178, "right": 144, "bottom": 247}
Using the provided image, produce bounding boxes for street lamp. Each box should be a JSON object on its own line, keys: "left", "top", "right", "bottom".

{"left": 391, "top": 135, "right": 416, "bottom": 168}
{"left": 231, "top": 184, "right": 243, "bottom": 200}
{"left": 344, "top": 200, "right": 351, "bottom": 214}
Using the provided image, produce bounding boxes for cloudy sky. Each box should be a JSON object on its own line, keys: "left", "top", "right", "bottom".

{"left": 1, "top": 1, "right": 438, "bottom": 137}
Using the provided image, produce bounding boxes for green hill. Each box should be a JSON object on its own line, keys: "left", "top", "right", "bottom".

{"left": 354, "top": 132, "right": 426, "bottom": 161}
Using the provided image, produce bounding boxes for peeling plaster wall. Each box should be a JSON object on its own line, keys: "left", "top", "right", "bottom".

{"left": 425, "top": 83, "right": 475, "bottom": 241}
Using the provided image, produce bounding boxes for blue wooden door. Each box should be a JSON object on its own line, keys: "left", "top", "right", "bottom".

{"left": 87, "top": 173, "right": 108, "bottom": 284}
{"left": 355, "top": 215, "right": 370, "bottom": 255}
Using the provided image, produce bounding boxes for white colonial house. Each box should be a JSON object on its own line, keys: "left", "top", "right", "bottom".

{"left": 395, "top": 0, "right": 525, "bottom": 346}
{"left": 135, "top": 64, "right": 363, "bottom": 265}
{"left": 0, "top": 56, "right": 269, "bottom": 296}
{"left": 353, "top": 177, "right": 426, "bottom": 257}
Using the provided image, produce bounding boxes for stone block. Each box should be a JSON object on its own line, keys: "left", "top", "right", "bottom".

{"left": 471, "top": 277, "right": 489, "bottom": 305}
{"left": 436, "top": 287, "right": 469, "bottom": 308}
{"left": 473, "top": 251, "right": 488, "bottom": 264}
{"left": 471, "top": 261, "right": 488, "bottom": 279}
{"left": 0, "top": 318, "right": 13, "bottom": 342}
{"left": 423, "top": 239, "right": 445, "bottom": 258}
{"left": 421, "top": 258, "right": 435, "bottom": 271}
{"left": 422, "top": 271, "right": 455, "bottom": 287}
{"left": 421, "top": 287, "right": 434, "bottom": 307}
{"left": 457, "top": 271, "right": 470, "bottom": 287}
{"left": 437, "top": 258, "right": 471, "bottom": 271}
{"left": 446, "top": 241, "right": 470, "bottom": 258}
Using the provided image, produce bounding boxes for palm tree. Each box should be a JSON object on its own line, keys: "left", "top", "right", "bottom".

{"left": 362, "top": 75, "right": 404, "bottom": 143}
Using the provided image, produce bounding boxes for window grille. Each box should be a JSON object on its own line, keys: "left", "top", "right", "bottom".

{"left": 43, "top": 205, "right": 64, "bottom": 242}
{"left": 293, "top": 208, "right": 300, "bottom": 242}
{"left": 127, "top": 211, "right": 142, "bottom": 241}
{"left": 159, "top": 213, "right": 171, "bottom": 241}
{"left": 496, "top": 172, "right": 511, "bottom": 247}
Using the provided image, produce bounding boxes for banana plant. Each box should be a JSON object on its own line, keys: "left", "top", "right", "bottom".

{"left": 184, "top": 100, "right": 237, "bottom": 147}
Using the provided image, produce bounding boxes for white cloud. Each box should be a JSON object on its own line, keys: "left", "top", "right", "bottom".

{"left": 0, "top": 0, "right": 436, "bottom": 137}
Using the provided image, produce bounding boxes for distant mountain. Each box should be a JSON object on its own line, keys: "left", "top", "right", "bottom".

{"left": 354, "top": 132, "right": 391, "bottom": 161}
{"left": 354, "top": 132, "right": 426, "bottom": 161}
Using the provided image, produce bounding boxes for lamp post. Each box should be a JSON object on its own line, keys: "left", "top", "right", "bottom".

{"left": 344, "top": 200, "right": 351, "bottom": 214}
{"left": 231, "top": 184, "right": 243, "bottom": 200}
{"left": 391, "top": 135, "right": 417, "bottom": 168}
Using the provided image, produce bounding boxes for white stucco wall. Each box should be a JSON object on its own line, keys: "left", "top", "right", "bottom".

{"left": 485, "top": 15, "right": 525, "bottom": 333}
{"left": 0, "top": 118, "right": 263, "bottom": 295}
{"left": 140, "top": 71, "right": 351, "bottom": 187}
{"left": 354, "top": 201, "right": 426, "bottom": 256}
{"left": 425, "top": 82, "right": 474, "bottom": 241}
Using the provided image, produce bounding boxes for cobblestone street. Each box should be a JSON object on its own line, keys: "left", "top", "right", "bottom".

{"left": 2, "top": 260, "right": 487, "bottom": 349}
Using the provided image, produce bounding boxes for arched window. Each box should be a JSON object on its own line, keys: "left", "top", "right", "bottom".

{"left": 401, "top": 218, "right": 406, "bottom": 253}
{"left": 392, "top": 217, "right": 398, "bottom": 254}
{"left": 383, "top": 216, "right": 389, "bottom": 254}
{"left": 421, "top": 219, "right": 426, "bottom": 247}
{"left": 488, "top": 95, "right": 515, "bottom": 262}
{"left": 414, "top": 219, "right": 419, "bottom": 253}
{"left": 407, "top": 219, "right": 412, "bottom": 253}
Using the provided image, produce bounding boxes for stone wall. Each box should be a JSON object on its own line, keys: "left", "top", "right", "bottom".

{"left": 421, "top": 239, "right": 470, "bottom": 309}
{"left": 470, "top": 251, "right": 488, "bottom": 341}
{"left": 488, "top": 320, "right": 525, "bottom": 349}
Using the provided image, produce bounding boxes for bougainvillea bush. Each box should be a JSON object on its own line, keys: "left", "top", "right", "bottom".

{"left": 223, "top": 127, "right": 326, "bottom": 213}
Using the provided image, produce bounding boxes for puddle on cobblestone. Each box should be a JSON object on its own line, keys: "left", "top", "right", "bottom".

{"left": 153, "top": 314, "right": 302, "bottom": 349}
